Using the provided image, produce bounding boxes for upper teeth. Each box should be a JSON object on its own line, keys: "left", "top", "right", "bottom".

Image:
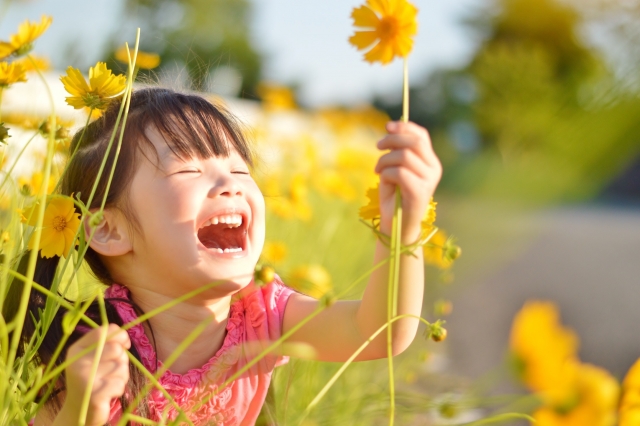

{"left": 202, "top": 213, "right": 243, "bottom": 228}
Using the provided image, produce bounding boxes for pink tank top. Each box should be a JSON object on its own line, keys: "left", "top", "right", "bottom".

{"left": 105, "top": 277, "right": 293, "bottom": 425}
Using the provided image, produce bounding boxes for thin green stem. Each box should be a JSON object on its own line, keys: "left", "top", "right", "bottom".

{"left": 5, "top": 56, "right": 56, "bottom": 382}
{"left": 77, "top": 294, "right": 108, "bottom": 426}
{"left": 51, "top": 108, "right": 93, "bottom": 195}
{"left": 457, "top": 412, "right": 536, "bottom": 426}
{"left": 116, "top": 315, "right": 214, "bottom": 425}
{"left": 301, "top": 314, "right": 432, "bottom": 423}
{"left": 401, "top": 57, "right": 409, "bottom": 123}
{"left": 386, "top": 189, "right": 403, "bottom": 426}
{"left": 0, "top": 130, "right": 39, "bottom": 194}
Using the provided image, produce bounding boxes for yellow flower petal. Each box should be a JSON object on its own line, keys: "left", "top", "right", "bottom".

{"left": 40, "top": 230, "right": 66, "bottom": 258}
{"left": 349, "top": 0, "right": 418, "bottom": 65}
{"left": 60, "top": 62, "right": 125, "bottom": 110}
{"left": 7, "top": 15, "right": 52, "bottom": 57}
{"left": 115, "top": 46, "right": 161, "bottom": 70}
{"left": 0, "top": 61, "right": 27, "bottom": 87}
{"left": 352, "top": 5, "right": 380, "bottom": 28}
{"left": 364, "top": 39, "right": 395, "bottom": 64}
{"left": 0, "top": 42, "right": 15, "bottom": 60}
{"left": 349, "top": 31, "right": 380, "bottom": 50}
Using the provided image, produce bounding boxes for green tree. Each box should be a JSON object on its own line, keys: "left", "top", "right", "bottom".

{"left": 121, "top": 0, "right": 262, "bottom": 97}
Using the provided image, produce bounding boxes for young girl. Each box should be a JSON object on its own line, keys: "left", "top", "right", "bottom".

{"left": 16, "top": 87, "right": 441, "bottom": 425}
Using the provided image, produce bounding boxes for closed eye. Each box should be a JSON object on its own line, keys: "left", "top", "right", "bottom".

{"left": 176, "top": 169, "right": 200, "bottom": 174}
{"left": 232, "top": 170, "right": 250, "bottom": 175}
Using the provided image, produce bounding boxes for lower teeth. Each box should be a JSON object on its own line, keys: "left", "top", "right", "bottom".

{"left": 217, "top": 247, "right": 242, "bottom": 253}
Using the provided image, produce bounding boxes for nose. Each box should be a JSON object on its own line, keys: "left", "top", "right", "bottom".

{"left": 208, "top": 174, "right": 243, "bottom": 198}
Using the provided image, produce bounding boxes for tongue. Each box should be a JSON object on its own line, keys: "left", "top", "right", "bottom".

{"left": 198, "top": 224, "right": 243, "bottom": 250}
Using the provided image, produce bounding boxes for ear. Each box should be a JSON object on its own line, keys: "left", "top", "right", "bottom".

{"left": 84, "top": 209, "right": 132, "bottom": 257}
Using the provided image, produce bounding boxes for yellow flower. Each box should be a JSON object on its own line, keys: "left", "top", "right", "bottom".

{"left": 0, "top": 61, "right": 27, "bottom": 87}
{"left": 60, "top": 62, "right": 126, "bottom": 110}
{"left": 256, "top": 82, "right": 297, "bottom": 111}
{"left": 18, "top": 171, "right": 57, "bottom": 196}
{"left": 261, "top": 241, "right": 288, "bottom": 265}
{"left": 359, "top": 182, "right": 436, "bottom": 225}
{"left": 115, "top": 46, "right": 161, "bottom": 70}
{"left": 533, "top": 363, "right": 619, "bottom": 426}
{"left": 314, "top": 170, "right": 357, "bottom": 201}
{"left": 265, "top": 174, "right": 312, "bottom": 221}
{"left": 288, "top": 264, "right": 333, "bottom": 300}
{"left": 0, "top": 16, "right": 52, "bottom": 59}
{"left": 26, "top": 195, "right": 81, "bottom": 258}
{"left": 14, "top": 55, "right": 50, "bottom": 73}
{"left": 423, "top": 229, "right": 457, "bottom": 269}
{"left": 620, "top": 358, "right": 640, "bottom": 426}
{"left": 349, "top": 0, "right": 418, "bottom": 64}
{"left": 510, "top": 301, "right": 580, "bottom": 404}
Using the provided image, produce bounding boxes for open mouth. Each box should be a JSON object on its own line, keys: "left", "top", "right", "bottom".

{"left": 197, "top": 212, "right": 247, "bottom": 254}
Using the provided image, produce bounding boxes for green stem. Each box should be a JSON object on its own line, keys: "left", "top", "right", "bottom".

{"left": 386, "top": 189, "right": 402, "bottom": 426}
{"left": 457, "top": 412, "right": 536, "bottom": 426}
{"left": 5, "top": 56, "right": 56, "bottom": 389}
{"left": 301, "top": 314, "right": 432, "bottom": 423}
{"left": 401, "top": 57, "right": 409, "bottom": 123}
{"left": 385, "top": 55, "right": 410, "bottom": 426}
{"left": 77, "top": 294, "right": 109, "bottom": 426}
{"left": 0, "top": 131, "right": 39, "bottom": 194}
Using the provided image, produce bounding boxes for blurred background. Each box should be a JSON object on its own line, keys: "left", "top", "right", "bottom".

{"left": 1, "top": 0, "right": 640, "bottom": 423}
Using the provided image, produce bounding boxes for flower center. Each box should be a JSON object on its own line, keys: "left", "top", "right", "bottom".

{"left": 52, "top": 216, "right": 67, "bottom": 232}
{"left": 378, "top": 16, "right": 400, "bottom": 39}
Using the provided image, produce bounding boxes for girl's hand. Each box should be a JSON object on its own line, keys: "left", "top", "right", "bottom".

{"left": 57, "top": 324, "right": 130, "bottom": 426}
{"left": 375, "top": 121, "right": 442, "bottom": 243}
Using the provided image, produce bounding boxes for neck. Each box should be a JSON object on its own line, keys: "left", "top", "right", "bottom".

{"left": 127, "top": 286, "right": 233, "bottom": 374}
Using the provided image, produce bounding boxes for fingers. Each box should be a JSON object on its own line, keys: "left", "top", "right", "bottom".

{"left": 377, "top": 121, "right": 439, "bottom": 168}
{"left": 375, "top": 149, "right": 429, "bottom": 180}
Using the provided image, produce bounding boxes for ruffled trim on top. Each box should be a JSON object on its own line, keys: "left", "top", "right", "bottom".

{"left": 105, "top": 284, "right": 244, "bottom": 384}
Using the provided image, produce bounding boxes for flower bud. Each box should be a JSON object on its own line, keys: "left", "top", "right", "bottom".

{"left": 89, "top": 211, "right": 104, "bottom": 228}
{"left": 0, "top": 123, "right": 10, "bottom": 144}
{"left": 443, "top": 237, "right": 461, "bottom": 262}
{"left": 254, "top": 264, "right": 276, "bottom": 287}
{"left": 425, "top": 320, "right": 447, "bottom": 343}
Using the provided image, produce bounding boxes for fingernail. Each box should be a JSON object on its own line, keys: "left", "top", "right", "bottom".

{"left": 387, "top": 122, "right": 398, "bottom": 131}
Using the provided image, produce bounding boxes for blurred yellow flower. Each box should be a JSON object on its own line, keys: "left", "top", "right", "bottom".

{"left": 533, "top": 363, "right": 618, "bottom": 426}
{"left": 266, "top": 174, "right": 312, "bottom": 221}
{"left": 359, "top": 182, "right": 437, "bottom": 228}
{"left": 15, "top": 55, "right": 50, "bottom": 73}
{"left": 26, "top": 195, "right": 81, "bottom": 258}
{"left": 288, "top": 264, "right": 333, "bottom": 300}
{"left": 0, "top": 61, "right": 27, "bottom": 87}
{"left": 60, "top": 62, "right": 126, "bottom": 110}
{"left": 18, "top": 171, "right": 57, "bottom": 196}
{"left": 314, "top": 170, "right": 356, "bottom": 201}
{"left": 349, "top": 0, "right": 418, "bottom": 64}
{"left": 359, "top": 184, "right": 380, "bottom": 221}
{"left": 115, "top": 46, "right": 161, "bottom": 70}
{"left": 261, "top": 241, "right": 288, "bottom": 265}
{"left": 423, "top": 229, "right": 457, "bottom": 269}
{"left": 257, "top": 82, "right": 296, "bottom": 111}
{"left": 510, "top": 301, "right": 580, "bottom": 404}
{"left": 0, "top": 15, "right": 52, "bottom": 59}
{"left": 620, "top": 358, "right": 640, "bottom": 426}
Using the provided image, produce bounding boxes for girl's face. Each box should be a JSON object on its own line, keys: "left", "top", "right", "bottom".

{"left": 124, "top": 126, "right": 265, "bottom": 298}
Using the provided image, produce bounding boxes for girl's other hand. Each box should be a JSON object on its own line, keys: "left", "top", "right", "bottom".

{"left": 375, "top": 121, "right": 442, "bottom": 243}
{"left": 57, "top": 324, "right": 130, "bottom": 426}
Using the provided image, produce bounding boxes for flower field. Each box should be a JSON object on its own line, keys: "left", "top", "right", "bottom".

{"left": 0, "top": 3, "right": 639, "bottom": 425}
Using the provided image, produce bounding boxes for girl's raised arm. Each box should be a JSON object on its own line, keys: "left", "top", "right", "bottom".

{"left": 282, "top": 121, "right": 441, "bottom": 362}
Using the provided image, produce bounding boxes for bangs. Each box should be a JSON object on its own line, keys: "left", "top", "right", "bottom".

{"left": 129, "top": 89, "right": 253, "bottom": 167}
